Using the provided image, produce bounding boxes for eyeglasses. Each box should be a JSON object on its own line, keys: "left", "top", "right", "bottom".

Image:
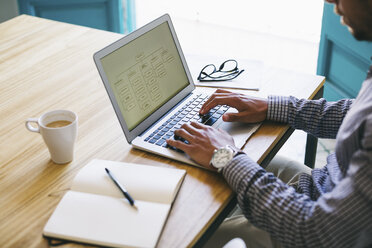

{"left": 197, "top": 59, "right": 244, "bottom": 82}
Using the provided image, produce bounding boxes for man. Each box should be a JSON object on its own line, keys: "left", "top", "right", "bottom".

{"left": 166, "top": 0, "right": 372, "bottom": 247}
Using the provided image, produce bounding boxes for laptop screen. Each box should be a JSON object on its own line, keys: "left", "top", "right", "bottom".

{"left": 100, "top": 22, "right": 189, "bottom": 131}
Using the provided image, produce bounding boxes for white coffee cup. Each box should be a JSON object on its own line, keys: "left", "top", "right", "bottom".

{"left": 25, "top": 110, "right": 78, "bottom": 164}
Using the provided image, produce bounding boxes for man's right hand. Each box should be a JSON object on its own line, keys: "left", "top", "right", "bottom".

{"left": 200, "top": 89, "right": 268, "bottom": 123}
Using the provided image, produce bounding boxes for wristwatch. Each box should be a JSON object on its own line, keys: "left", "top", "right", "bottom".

{"left": 210, "top": 145, "right": 244, "bottom": 172}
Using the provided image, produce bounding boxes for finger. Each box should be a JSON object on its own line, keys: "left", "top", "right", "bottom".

{"left": 215, "top": 89, "right": 233, "bottom": 94}
{"left": 166, "top": 139, "right": 190, "bottom": 152}
{"left": 199, "top": 94, "right": 216, "bottom": 114}
{"left": 174, "top": 128, "right": 194, "bottom": 142}
{"left": 190, "top": 121, "right": 209, "bottom": 130}
{"left": 223, "top": 111, "right": 253, "bottom": 123}
{"left": 201, "top": 95, "right": 242, "bottom": 114}
{"left": 200, "top": 93, "right": 231, "bottom": 114}
{"left": 180, "top": 123, "right": 202, "bottom": 135}
{"left": 223, "top": 112, "right": 243, "bottom": 122}
{"left": 200, "top": 91, "right": 232, "bottom": 114}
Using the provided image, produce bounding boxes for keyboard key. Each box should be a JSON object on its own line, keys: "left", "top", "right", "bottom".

{"left": 167, "top": 144, "right": 184, "bottom": 153}
{"left": 212, "top": 113, "right": 222, "bottom": 119}
{"left": 166, "top": 130, "right": 174, "bottom": 137}
{"left": 164, "top": 133, "right": 173, "bottom": 139}
{"left": 201, "top": 113, "right": 212, "bottom": 121}
{"left": 205, "top": 117, "right": 218, "bottom": 126}
{"left": 144, "top": 94, "right": 227, "bottom": 146}
{"left": 156, "top": 139, "right": 166, "bottom": 146}
{"left": 191, "top": 116, "right": 199, "bottom": 122}
{"left": 169, "top": 126, "right": 176, "bottom": 133}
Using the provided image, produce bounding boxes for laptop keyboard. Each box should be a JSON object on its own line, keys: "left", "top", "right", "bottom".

{"left": 144, "top": 93, "right": 229, "bottom": 148}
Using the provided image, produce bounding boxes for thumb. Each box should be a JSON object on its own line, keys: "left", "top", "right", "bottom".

{"left": 223, "top": 112, "right": 242, "bottom": 122}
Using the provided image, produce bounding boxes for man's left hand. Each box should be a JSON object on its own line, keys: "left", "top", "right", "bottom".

{"left": 166, "top": 122, "right": 236, "bottom": 170}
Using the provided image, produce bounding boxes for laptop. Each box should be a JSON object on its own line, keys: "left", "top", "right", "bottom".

{"left": 93, "top": 14, "right": 260, "bottom": 167}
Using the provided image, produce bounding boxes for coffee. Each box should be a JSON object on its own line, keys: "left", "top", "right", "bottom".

{"left": 26, "top": 110, "right": 78, "bottom": 164}
{"left": 46, "top": 120, "right": 72, "bottom": 128}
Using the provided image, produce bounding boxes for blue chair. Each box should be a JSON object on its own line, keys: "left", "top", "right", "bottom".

{"left": 317, "top": 3, "right": 372, "bottom": 101}
{"left": 18, "top": 0, "right": 136, "bottom": 34}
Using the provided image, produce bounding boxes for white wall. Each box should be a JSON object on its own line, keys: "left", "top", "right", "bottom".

{"left": 0, "top": 0, "right": 18, "bottom": 23}
{"left": 136, "top": 0, "right": 324, "bottom": 43}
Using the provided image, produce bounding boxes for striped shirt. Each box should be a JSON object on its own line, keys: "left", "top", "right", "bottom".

{"left": 222, "top": 66, "right": 372, "bottom": 247}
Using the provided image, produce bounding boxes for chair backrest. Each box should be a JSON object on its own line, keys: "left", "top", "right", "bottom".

{"left": 317, "top": 3, "right": 372, "bottom": 101}
{"left": 18, "top": 0, "right": 136, "bottom": 34}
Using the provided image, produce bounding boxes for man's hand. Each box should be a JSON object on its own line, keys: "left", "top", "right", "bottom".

{"left": 200, "top": 89, "right": 268, "bottom": 123}
{"left": 166, "top": 122, "right": 236, "bottom": 169}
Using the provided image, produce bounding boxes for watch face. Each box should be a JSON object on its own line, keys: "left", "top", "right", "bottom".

{"left": 212, "top": 147, "right": 234, "bottom": 169}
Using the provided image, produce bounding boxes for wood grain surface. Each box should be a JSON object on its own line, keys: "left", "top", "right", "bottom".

{"left": 0, "top": 15, "right": 324, "bottom": 248}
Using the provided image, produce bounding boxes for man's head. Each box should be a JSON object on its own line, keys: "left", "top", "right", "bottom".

{"left": 326, "top": 0, "right": 372, "bottom": 41}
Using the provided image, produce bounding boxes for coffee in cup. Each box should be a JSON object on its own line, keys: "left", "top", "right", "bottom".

{"left": 46, "top": 120, "right": 72, "bottom": 128}
{"left": 25, "top": 110, "right": 78, "bottom": 164}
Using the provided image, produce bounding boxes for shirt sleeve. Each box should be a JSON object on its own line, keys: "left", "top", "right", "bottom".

{"left": 221, "top": 152, "right": 372, "bottom": 247}
{"left": 267, "top": 96, "right": 353, "bottom": 138}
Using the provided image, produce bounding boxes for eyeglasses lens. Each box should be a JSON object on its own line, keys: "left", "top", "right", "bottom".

{"left": 202, "top": 64, "right": 216, "bottom": 75}
{"left": 219, "top": 60, "right": 238, "bottom": 72}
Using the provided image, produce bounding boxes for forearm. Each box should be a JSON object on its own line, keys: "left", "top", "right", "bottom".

{"left": 267, "top": 96, "right": 353, "bottom": 138}
{"left": 222, "top": 154, "right": 316, "bottom": 246}
{"left": 222, "top": 154, "right": 372, "bottom": 247}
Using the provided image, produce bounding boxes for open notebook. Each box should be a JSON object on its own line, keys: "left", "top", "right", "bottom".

{"left": 43, "top": 159, "right": 186, "bottom": 248}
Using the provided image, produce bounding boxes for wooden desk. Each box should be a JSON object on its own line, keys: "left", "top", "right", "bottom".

{"left": 0, "top": 15, "right": 324, "bottom": 247}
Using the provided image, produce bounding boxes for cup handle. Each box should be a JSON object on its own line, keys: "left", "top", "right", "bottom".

{"left": 25, "top": 118, "right": 40, "bottom": 133}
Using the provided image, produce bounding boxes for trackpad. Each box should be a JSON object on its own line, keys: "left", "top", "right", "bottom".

{"left": 216, "top": 121, "right": 261, "bottom": 148}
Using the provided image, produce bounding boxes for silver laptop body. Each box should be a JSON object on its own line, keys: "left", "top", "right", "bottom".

{"left": 94, "top": 14, "right": 259, "bottom": 167}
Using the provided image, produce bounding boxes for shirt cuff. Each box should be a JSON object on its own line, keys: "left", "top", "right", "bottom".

{"left": 221, "top": 154, "right": 263, "bottom": 193}
{"left": 267, "top": 95, "right": 290, "bottom": 123}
